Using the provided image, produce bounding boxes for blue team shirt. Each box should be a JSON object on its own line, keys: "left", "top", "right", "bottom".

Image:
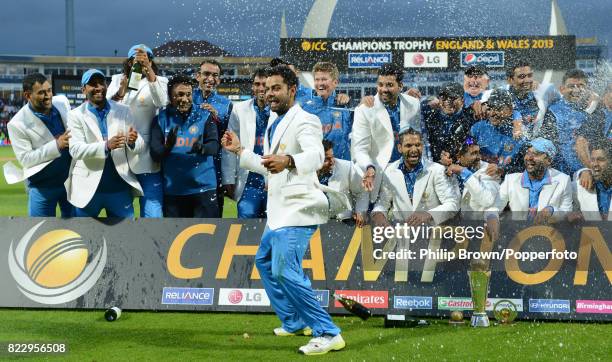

{"left": 86, "top": 102, "right": 128, "bottom": 194}
{"left": 464, "top": 92, "right": 483, "bottom": 108}
{"left": 470, "top": 120, "right": 524, "bottom": 167}
{"left": 244, "top": 100, "right": 269, "bottom": 190}
{"left": 595, "top": 181, "right": 612, "bottom": 216}
{"left": 267, "top": 114, "right": 286, "bottom": 148}
{"left": 385, "top": 100, "right": 402, "bottom": 162}
{"left": 26, "top": 104, "right": 71, "bottom": 188}
{"left": 398, "top": 160, "right": 423, "bottom": 199}
{"left": 295, "top": 84, "right": 315, "bottom": 106}
{"left": 548, "top": 99, "right": 588, "bottom": 175}
{"left": 521, "top": 170, "right": 552, "bottom": 210}
{"left": 302, "top": 92, "right": 353, "bottom": 160}
{"left": 156, "top": 106, "right": 217, "bottom": 196}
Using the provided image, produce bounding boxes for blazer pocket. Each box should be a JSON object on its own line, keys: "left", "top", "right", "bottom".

{"left": 281, "top": 183, "right": 309, "bottom": 199}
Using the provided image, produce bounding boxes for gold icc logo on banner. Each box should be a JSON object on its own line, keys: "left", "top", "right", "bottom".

{"left": 301, "top": 40, "right": 327, "bottom": 51}
{"left": 8, "top": 221, "right": 107, "bottom": 304}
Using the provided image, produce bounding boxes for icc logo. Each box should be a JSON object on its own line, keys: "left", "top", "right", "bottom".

{"left": 301, "top": 40, "right": 327, "bottom": 51}
{"left": 8, "top": 221, "right": 107, "bottom": 304}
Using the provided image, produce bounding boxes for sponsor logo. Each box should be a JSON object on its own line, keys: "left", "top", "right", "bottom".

{"left": 218, "top": 288, "right": 270, "bottom": 306}
{"left": 301, "top": 40, "right": 327, "bottom": 51}
{"left": 575, "top": 300, "right": 612, "bottom": 314}
{"left": 161, "top": 287, "right": 214, "bottom": 305}
{"left": 348, "top": 52, "right": 392, "bottom": 68}
{"left": 394, "top": 296, "right": 433, "bottom": 310}
{"left": 438, "top": 297, "right": 524, "bottom": 311}
{"left": 334, "top": 290, "right": 388, "bottom": 308}
{"left": 314, "top": 290, "right": 330, "bottom": 308}
{"left": 438, "top": 297, "right": 473, "bottom": 310}
{"left": 460, "top": 51, "right": 505, "bottom": 67}
{"left": 529, "top": 299, "right": 570, "bottom": 313}
{"left": 8, "top": 221, "right": 107, "bottom": 304}
{"left": 404, "top": 52, "right": 448, "bottom": 68}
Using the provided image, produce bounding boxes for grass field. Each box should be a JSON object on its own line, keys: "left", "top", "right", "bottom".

{"left": 1, "top": 145, "right": 611, "bottom": 361}
{"left": 1, "top": 309, "right": 610, "bottom": 361}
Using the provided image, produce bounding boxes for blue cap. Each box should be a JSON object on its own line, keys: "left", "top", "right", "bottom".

{"left": 529, "top": 137, "right": 557, "bottom": 159}
{"left": 81, "top": 69, "right": 105, "bottom": 86}
{"left": 128, "top": 44, "right": 153, "bottom": 59}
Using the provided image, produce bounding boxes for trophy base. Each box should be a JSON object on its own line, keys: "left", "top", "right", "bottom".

{"left": 470, "top": 313, "right": 490, "bottom": 327}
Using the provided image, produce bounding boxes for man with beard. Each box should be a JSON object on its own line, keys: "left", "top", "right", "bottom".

{"left": 573, "top": 140, "right": 612, "bottom": 220}
{"left": 488, "top": 138, "right": 572, "bottom": 223}
{"left": 317, "top": 139, "right": 368, "bottom": 224}
{"left": 446, "top": 137, "right": 500, "bottom": 214}
{"left": 372, "top": 128, "right": 459, "bottom": 226}
{"left": 470, "top": 88, "right": 527, "bottom": 175}
{"left": 547, "top": 69, "right": 607, "bottom": 175}
{"left": 302, "top": 61, "right": 353, "bottom": 160}
{"left": 222, "top": 67, "right": 270, "bottom": 218}
{"left": 193, "top": 59, "right": 233, "bottom": 216}
{"left": 221, "top": 65, "right": 347, "bottom": 355}
{"left": 352, "top": 63, "right": 422, "bottom": 205}
{"left": 4, "top": 73, "right": 73, "bottom": 216}
{"left": 149, "top": 74, "right": 219, "bottom": 218}
{"left": 106, "top": 44, "right": 168, "bottom": 218}
{"left": 422, "top": 82, "right": 476, "bottom": 163}
{"left": 66, "top": 69, "right": 144, "bottom": 217}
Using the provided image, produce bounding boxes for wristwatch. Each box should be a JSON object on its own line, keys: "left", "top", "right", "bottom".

{"left": 287, "top": 155, "right": 296, "bottom": 170}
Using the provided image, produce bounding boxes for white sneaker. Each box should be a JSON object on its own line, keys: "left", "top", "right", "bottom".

{"left": 298, "top": 334, "right": 345, "bottom": 355}
{"left": 273, "top": 326, "right": 313, "bottom": 336}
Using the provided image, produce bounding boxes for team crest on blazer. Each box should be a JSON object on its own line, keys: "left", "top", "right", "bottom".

{"left": 139, "top": 96, "right": 145, "bottom": 105}
{"left": 279, "top": 144, "right": 286, "bottom": 151}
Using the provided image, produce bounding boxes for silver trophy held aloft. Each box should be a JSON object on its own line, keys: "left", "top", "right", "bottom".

{"left": 468, "top": 259, "right": 490, "bottom": 327}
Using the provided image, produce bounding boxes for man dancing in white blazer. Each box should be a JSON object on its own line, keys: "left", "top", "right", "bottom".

{"left": 66, "top": 69, "right": 144, "bottom": 217}
{"left": 371, "top": 128, "right": 460, "bottom": 226}
{"left": 222, "top": 65, "right": 346, "bottom": 356}
{"left": 351, "top": 63, "right": 423, "bottom": 205}
{"left": 4, "top": 73, "right": 73, "bottom": 216}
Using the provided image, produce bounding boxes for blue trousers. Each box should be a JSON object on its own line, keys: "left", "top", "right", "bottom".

{"left": 237, "top": 186, "right": 267, "bottom": 218}
{"left": 28, "top": 186, "right": 74, "bottom": 217}
{"left": 255, "top": 225, "right": 340, "bottom": 337}
{"left": 75, "top": 190, "right": 134, "bottom": 218}
{"left": 136, "top": 172, "right": 163, "bottom": 218}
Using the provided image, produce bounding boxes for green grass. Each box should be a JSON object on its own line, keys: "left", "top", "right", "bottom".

{"left": 1, "top": 309, "right": 610, "bottom": 361}
{"left": 0, "top": 146, "right": 237, "bottom": 217}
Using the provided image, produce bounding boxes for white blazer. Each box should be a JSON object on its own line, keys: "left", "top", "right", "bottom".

{"left": 373, "top": 159, "right": 460, "bottom": 225}
{"left": 4, "top": 96, "right": 71, "bottom": 184}
{"left": 458, "top": 161, "right": 500, "bottom": 213}
{"left": 490, "top": 168, "right": 573, "bottom": 217}
{"left": 107, "top": 74, "right": 168, "bottom": 174}
{"left": 239, "top": 103, "right": 349, "bottom": 230}
{"left": 351, "top": 93, "right": 422, "bottom": 202}
{"left": 222, "top": 98, "right": 259, "bottom": 201}
{"left": 323, "top": 158, "right": 369, "bottom": 219}
{"left": 65, "top": 101, "right": 144, "bottom": 208}
{"left": 573, "top": 175, "right": 611, "bottom": 221}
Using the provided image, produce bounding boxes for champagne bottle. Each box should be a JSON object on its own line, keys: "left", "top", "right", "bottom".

{"left": 384, "top": 314, "right": 429, "bottom": 328}
{"left": 104, "top": 306, "right": 122, "bottom": 322}
{"left": 127, "top": 61, "right": 143, "bottom": 91}
{"left": 333, "top": 294, "right": 371, "bottom": 320}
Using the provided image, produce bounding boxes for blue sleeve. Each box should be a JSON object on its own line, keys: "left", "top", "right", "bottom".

{"left": 459, "top": 168, "right": 474, "bottom": 183}
{"left": 512, "top": 110, "right": 522, "bottom": 120}
{"left": 149, "top": 115, "right": 165, "bottom": 162}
